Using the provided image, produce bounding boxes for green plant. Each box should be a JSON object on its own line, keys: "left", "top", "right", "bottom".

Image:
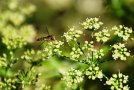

{"left": 0, "top": 0, "right": 134, "bottom": 90}
{"left": 104, "top": 0, "right": 134, "bottom": 28}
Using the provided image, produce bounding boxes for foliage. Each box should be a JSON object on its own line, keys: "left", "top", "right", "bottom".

{"left": 104, "top": 0, "right": 134, "bottom": 28}
{"left": 0, "top": 0, "right": 134, "bottom": 90}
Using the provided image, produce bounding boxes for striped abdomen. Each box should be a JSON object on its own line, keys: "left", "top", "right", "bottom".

{"left": 36, "top": 35, "right": 55, "bottom": 41}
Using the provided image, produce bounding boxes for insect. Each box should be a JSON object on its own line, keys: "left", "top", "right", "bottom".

{"left": 36, "top": 35, "right": 55, "bottom": 41}
{"left": 36, "top": 26, "right": 55, "bottom": 48}
{"left": 36, "top": 26, "right": 55, "bottom": 42}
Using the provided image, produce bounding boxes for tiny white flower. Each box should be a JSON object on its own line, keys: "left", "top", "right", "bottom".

{"left": 123, "top": 86, "right": 129, "bottom": 90}
{"left": 97, "top": 71, "right": 103, "bottom": 79}
{"left": 81, "top": 18, "right": 103, "bottom": 30}
{"left": 106, "top": 80, "right": 112, "bottom": 85}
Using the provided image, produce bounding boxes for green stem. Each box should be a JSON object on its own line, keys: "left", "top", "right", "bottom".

{"left": 103, "top": 74, "right": 109, "bottom": 80}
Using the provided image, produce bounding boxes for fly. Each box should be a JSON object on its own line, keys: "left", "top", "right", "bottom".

{"left": 36, "top": 26, "right": 55, "bottom": 42}
{"left": 36, "top": 35, "right": 55, "bottom": 41}
{"left": 36, "top": 26, "right": 55, "bottom": 48}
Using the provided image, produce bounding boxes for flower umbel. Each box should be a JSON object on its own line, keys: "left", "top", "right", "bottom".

{"left": 106, "top": 72, "right": 129, "bottom": 90}
{"left": 62, "top": 68, "right": 84, "bottom": 88}
{"left": 112, "top": 25, "right": 132, "bottom": 41}
{"left": 46, "top": 40, "right": 64, "bottom": 56}
{"left": 112, "top": 43, "right": 130, "bottom": 60}
{"left": 81, "top": 18, "right": 103, "bottom": 30}
{"left": 16, "top": 68, "right": 40, "bottom": 89}
{"left": 70, "top": 47, "right": 84, "bottom": 60}
{"left": 0, "top": 78, "right": 18, "bottom": 90}
{"left": 95, "top": 28, "right": 110, "bottom": 43}
{"left": 21, "top": 40, "right": 64, "bottom": 62}
{"left": 82, "top": 43, "right": 104, "bottom": 61}
{"left": 0, "top": 54, "right": 8, "bottom": 67}
{"left": 63, "top": 27, "right": 83, "bottom": 42}
{"left": 1, "top": 25, "right": 36, "bottom": 49}
{"left": 82, "top": 41, "right": 94, "bottom": 51}
{"left": 85, "top": 64, "right": 103, "bottom": 80}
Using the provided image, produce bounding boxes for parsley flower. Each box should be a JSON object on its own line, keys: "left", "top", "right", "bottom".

{"left": 70, "top": 47, "right": 84, "bottom": 60}
{"left": 81, "top": 18, "right": 103, "bottom": 30}
{"left": 85, "top": 64, "right": 103, "bottom": 80}
{"left": 106, "top": 72, "right": 129, "bottom": 90}
{"left": 63, "top": 27, "right": 83, "bottom": 42}
{"left": 95, "top": 28, "right": 110, "bottom": 43}
{"left": 112, "top": 43, "right": 130, "bottom": 60}
{"left": 112, "top": 25, "right": 132, "bottom": 41}
{"left": 62, "top": 68, "right": 84, "bottom": 88}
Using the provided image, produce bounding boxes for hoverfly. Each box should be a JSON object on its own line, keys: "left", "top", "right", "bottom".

{"left": 36, "top": 26, "right": 55, "bottom": 47}
{"left": 36, "top": 26, "right": 55, "bottom": 42}
{"left": 36, "top": 34, "right": 55, "bottom": 41}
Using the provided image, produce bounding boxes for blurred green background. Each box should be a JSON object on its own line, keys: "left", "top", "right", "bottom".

{"left": 1, "top": 0, "right": 134, "bottom": 90}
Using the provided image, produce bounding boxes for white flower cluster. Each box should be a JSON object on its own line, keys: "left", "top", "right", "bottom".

{"left": 47, "top": 40, "right": 64, "bottom": 55}
{"left": 0, "top": 0, "right": 36, "bottom": 27}
{"left": 83, "top": 45, "right": 104, "bottom": 60}
{"left": 62, "top": 68, "right": 84, "bottom": 88}
{"left": 112, "top": 43, "right": 130, "bottom": 60}
{"left": 95, "top": 28, "right": 110, "bottom": 43}
{"left": 81, "top": 18, "right": 103, "bottom": 30}
{"left": 2, "top": 26, "right": 36, "bottom": 49}
{"left": 63, "top": 27, "right": 83, "bottom": 42}
{"left": 1, "top": 78, "right": 18, "bottom": 90}
{"left": 82, "top": 41, "right": 94, "bottom": 51}
{"left": 7, "top": 0, "right": 36, "bottom": 26}
{"left": 2, "top": 36, "right": 27, "bottom": 49}
{"left": 0, "top": 54, "right": 8, "bottom": 67}
{"left": 93, "top": 49, "right": 104, "bottom": 59}
{"left": 0, "top": 0, "right": 36, "bottom": 49}
{"left": 40, "top": 40, "right": 64, "bottom": 59}
{"left": 84, "top": 49, "right": 104, "bottom": 63}
{"left": 70, "top": 47, "right": 83, "bottom": 60}
{"left": 81, "top": 41, "right": 104, "bottom": 62}
{"left": 21, "top": 49, "right": 44, "bottom": 62}
{"left": 22, "top": 48, "right": 61, "bottom": 62}
{"left": 8, "top": 0, "right": 36, "bottom": 13}
{"left": 2, "top": 26, "right": 27, "bottom": 49}
{"left": 20, "top": 25, "right": 36, "bottom": 43}
{"left": 106, "top": 72, "right": 129, "bottom": 90}
{"left": 22, "top": 40, "right": 63, "bottom": 61}
{"left": 112, "top": 25, "right": 132, "bottom": 41}
{"left": 42, "top": 47, "right": 53, "bottom": 59}
{"left": 16, "top": 68, "right": 40, "bottom": 89}
{"left": 0, "top": 51, "right": 18, "bottom": 68}
{"left": 85, "top": 64, "right": 103, "bottom": 80}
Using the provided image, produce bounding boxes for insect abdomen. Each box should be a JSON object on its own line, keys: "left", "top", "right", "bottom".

{"left": 36, "top": 37, "right": 45, "bottom": 41}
